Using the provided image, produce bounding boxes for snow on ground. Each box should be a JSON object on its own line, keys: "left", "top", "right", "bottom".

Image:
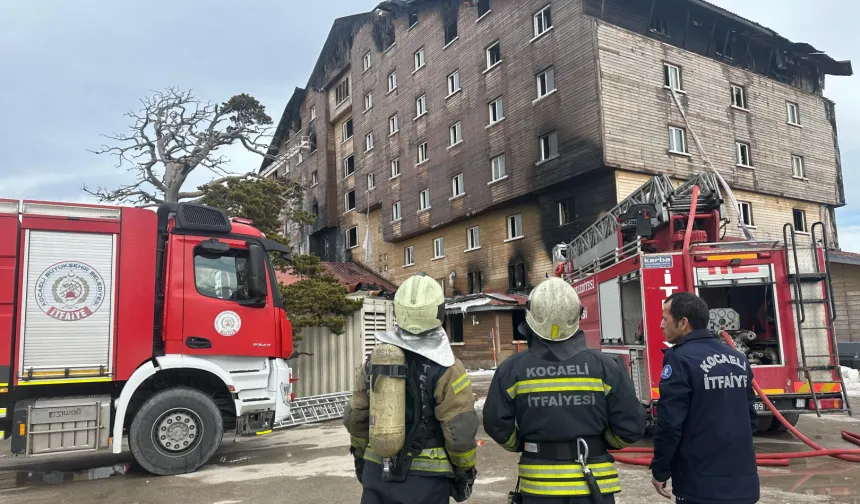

{"left": 468, "top": 369, "right": 497, "bottom": 377}
{"left": 841, "top": 366, "right": 860, "bottom": 395}
{"left": 474, "top": 398, "right": 485, "bottom": 412}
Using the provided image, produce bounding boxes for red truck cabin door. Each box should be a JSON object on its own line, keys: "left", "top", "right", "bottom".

{"left": 179, "top": 236, "right": 277, "bottom": 357}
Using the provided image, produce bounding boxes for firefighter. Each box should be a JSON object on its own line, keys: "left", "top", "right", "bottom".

{"left": 650, "top": 291, "right": 760, "bottom": 503}
{"left": 483, "top": 277, "right": 646, "bottom": 503}
{"left": 343, "top": 273, "right": 479, "bottom": 504}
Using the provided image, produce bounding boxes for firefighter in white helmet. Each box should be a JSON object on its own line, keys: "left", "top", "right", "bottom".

{"left": 344, "top": 273, "right": 479, "bottom": 504}
{"left": 483, "top": 277, "right": 645, "bottom": 504}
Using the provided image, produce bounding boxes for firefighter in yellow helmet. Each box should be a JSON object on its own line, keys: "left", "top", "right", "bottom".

{"left": 344, "top": 273, "right": 479, "bottom": 504}
{"left": 483, "top": 277, "right": 645, "bottom": 504}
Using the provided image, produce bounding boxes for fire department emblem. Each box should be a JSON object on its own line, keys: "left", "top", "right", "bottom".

{"left": 35, "top": 261, "right": 106, "bottom": 321}
{"left": 214, "top": 311, "right": 241, "bottom": 337}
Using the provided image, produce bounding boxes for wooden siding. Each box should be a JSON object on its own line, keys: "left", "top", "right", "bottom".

{"left": 596, "top": 22, "right": 844, "bottom": 207}
{"left": 831, "top": 262, "right": 860, "bottom": 343}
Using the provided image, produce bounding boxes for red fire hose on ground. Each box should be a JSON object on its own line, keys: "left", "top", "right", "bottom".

{"left": 610, "top": 331, "right": 860, "bottom": 468}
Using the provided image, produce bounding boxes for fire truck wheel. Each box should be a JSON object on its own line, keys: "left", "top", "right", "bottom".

{"left": 754, "top": 415, "right": 774, "bottom": 433}
{"left": 129, "top": 387, "right": 224, "bottom": 476}
{"left": 767, "top": 412, "right": 800, "bottom": 432}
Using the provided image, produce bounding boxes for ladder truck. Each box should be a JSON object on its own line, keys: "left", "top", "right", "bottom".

{"left": 552, "top": 174, "right": 851, "bottom": 432}
{"left": 0, "top": 199, "right": 297, "bottom": 474}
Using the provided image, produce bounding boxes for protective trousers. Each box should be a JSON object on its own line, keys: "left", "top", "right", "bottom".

{"left": 359, "top": 463, "right": 450, "bottom": 504}
{"left": 522, "top": 496, "right": 616, "bottom": 504}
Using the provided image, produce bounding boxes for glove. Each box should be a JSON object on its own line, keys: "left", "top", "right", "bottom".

{"left": 450, "top": 467, "right": 477, "bottom": 502}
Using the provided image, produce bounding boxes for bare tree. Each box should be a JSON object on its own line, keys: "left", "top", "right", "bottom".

{"left": 84, "top": 87, "right": 277, "bottom": 207}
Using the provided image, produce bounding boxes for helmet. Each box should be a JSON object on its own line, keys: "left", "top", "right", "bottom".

{"left": 394, "top": 273, "right": 446, "bottom": 335}
{"left": 525, "top": 277, "right": 582, "bottom": 341}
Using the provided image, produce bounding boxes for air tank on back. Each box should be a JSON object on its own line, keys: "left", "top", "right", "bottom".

{"left": 369, "top": 343, "right": 406, "bottom": 458}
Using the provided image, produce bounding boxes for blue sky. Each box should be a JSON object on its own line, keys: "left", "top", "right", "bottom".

{"left": 0, "top": 1, "right": 857, "bottom": 249}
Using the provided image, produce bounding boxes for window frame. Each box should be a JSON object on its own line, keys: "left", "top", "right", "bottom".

{"left": 364, "top": 92, "right": 373, "bottom": 111}
{"left": 730, "top": 84, "right": 747, "bottom": 109}
{"left": 335, "top": 78, "right": 350, "bottom": 105}
{"left": 539, "top": 131, "right": 558, "bottom": 161}
{"left": 344, "top": 190, "right": 356, "bottom": 213}
{"left": 362, "top": 51, "right": 372, "bottom": 71}
{"left": 486, "top": 41, "right": 501, "bottom": 69}
{"left": 791, "top": 154, "right": 806, "bottom": 179}
{"left": 391, "top": 158, "right": 401, "bottom": 178}
{"left": 343, "top": 155, "right": 355, "bottom": 178}
{"left": 414, "top": 47, "right": 426, "bottom": 72}
{"left": 367, "top": 172, "right": 376, "bottom": 190}
{"left": 466, "top": 226, "right": 480, "bottom": 251}
{"left": 389, "top": 114, "right": 399, "bottom": 135}
{"left": 404, "top": 246, "right": 414, "bottom": 267}
{"left": 310, "top": 105, "right": 317, "bottom": 120}
{"left": 663, "top": 63, "right": 682, "bottom": 91}
{"left": 416, "top": 94, "right": 427, "bottom": 117}
{"left": 434, "top": 237, "right": 445, "bottom": 259}
{"left": 793, "top": 208, "right": 808, "bottom": 233}
{"left": 365, "top": 132, "right": 375, "bottom": 152}
{"left": 419, "top": 188, "right": 430, "bottom": 211}
{"left": 417, "top": 142, "right": 428, "bottom": 164}
{"left": 449, "top": 121, "right": 463, "bottom": 146}
{"left": 447, "top": 69, "right": 461, "bottom": 96}
{"left": 533, "top": 4, "right": 553, "bottom": 38}
{"left": 786, "top": 101, "right": 800, "bottom": 126}
{"left": 668, "top": 126, "right": 687, "bottom": 154}
{"left": 477, "top": 0, "right": 491, "bottom": 17}
{"left": 558, "top": 200, "right": 570, "bottom": 226}
{"left": 192, "top": 247, "right": 254, "bottom": 302}
{"left": 491, "top": 154, "right": 507, "bottom": 181}
{"left": 345, "top": 226, "right": 358, "bottom": 249}
{"left": 445, "top": 20, "right": 458, "bottom": 46}
{"left": 488, "top": 96, "right": 504, "bottom": 124}
{"left": 451, "top": 173, "right": 465, "bottom": 197}
{"left": 737, "top": 201, "right": 754, "bottom": 227}
{"left": 311, "top": 170, "right": 318, "bottom": 186}
{"left": 388, "top": 71, "right": 397, "bottom": 92}
{"left": 507, "top": 213, "right": 524, "bottom": 240}
{"left": 342, "top": 118, "right": 353, "bottom": 141}
{"left": 392, "top": 200, "right": 402, "bottom": 221}
{"left": 536, "top": 67, "right": 556, "bottom": 99}
{"left": 736, "top": 141, "right": 752, "bottom": 167}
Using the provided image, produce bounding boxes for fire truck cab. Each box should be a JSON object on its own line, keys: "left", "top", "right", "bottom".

{"left": 0, "top": 199, "right": 296, "bottom": 474}
{"left": 553, "top": 174, "right": 851, "bottom": 432}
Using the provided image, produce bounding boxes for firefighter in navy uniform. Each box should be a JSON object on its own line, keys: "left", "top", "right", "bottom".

{"left": 650, "top": 292, "right": 760, "bottom": 504}
{"left": 344, "top": 273, "right": 479, "bottom": 504}
{"left": 483, "top": 277, "right": 646, "bottom": 503}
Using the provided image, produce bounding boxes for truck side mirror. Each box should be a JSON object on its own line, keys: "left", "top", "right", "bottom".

{"left": 246, "top": 243, "right": 268, "bottom": 301}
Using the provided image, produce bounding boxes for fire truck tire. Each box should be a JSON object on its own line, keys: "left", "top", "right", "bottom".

{"left": 129, "top": 387, "right": 224, "bottom": 476}
{"left": 754, "top": 415, "right": 774, "bottom": 433}
{"left": 767, "top": 412, "right": 800, "bottom": 432}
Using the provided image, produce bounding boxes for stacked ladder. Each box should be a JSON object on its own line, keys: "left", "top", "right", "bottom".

{"left": 783, "top": 222, "right": 852, "bottom": 417}
{"left": 275, "top": 392, "right": 352, "bottom": 429}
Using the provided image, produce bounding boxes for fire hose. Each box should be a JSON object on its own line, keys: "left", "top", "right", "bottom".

{"left": 609, "top": 330, "right": 860, "bottom": 468}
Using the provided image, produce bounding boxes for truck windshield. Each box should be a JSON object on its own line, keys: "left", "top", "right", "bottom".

{"left": 193, "top": 248, "right": 255, "bottom": 302}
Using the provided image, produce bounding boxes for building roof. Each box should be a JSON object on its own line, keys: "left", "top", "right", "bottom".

{"left": 830, "top": 250, "right": 860, "bottom": 267}
{"left": 275, "top": 261, "right": 397, "bottom": 293}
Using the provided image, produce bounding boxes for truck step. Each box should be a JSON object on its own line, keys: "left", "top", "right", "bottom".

{"left": 788, "top": 272, "right": 827, "bottom": 282}
{"left": 12, "top": 395, "right": 111, "bottom": 457}
{"left": 799, "top": 366, "right": 838, "bottom": 372}
{"left": 792, "top": 299, "right": 827, "bottom": 305}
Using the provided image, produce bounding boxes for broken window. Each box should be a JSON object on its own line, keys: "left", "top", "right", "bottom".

{"left": 731, "top": 84, "right": 746, "bottom": 109}
{"left": 558, "top": 200, "right": 572, "bottom": 226}
{"left": 736, "top": 141, "right": 752, "bottom": 167}
{"left": 342, "top": 118, "right": 353, "bottom": 141}
{"left": 345, "top": 190, "right": 356, "bottom": 212}
{"left": 445, "top": 20, "right": 458, "bottom": 45}
{"left": 449, "top": 314, "right": 464, "bottom": 344}
{"left": 737, "top": 201, "right": 753, "bottom": 227}
{"left": 508, "top": 262, "right": 527, "bottom": 290}
{"left": 793, "top": 209, "right": 807, "bottom": 233}
{"left": 345, "top": 227, "right": 358, "bottom": 249}
{"left": 312, "top": 203, "right": 319, "bottom": 217}
{"left": 408, "top": 10, "right": 418, "bottom": 28}
{"left": 650, "top": 17, "right": 668, "bottom": 36}
{"left": 477, "top": 0, "right": 490, "bottom": 17}
{"left": 343, "top": 155, "right": 355, "bottom": 178}
{"left": 468, "top": 271, "right": 483, "bottom": 294}
{"left": 309, "top": 132, "right": 318, "bottom": 153}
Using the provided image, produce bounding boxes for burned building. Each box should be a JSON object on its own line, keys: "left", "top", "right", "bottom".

{"left": 260, "top": 0, "right": 850, "bottom": 366}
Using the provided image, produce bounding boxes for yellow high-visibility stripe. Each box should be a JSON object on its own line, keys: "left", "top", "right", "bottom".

{"left": 364, "top": 446, "right": 453, "bottom": 473}
{"left": 705, "top": 254, "right": 758, "bottom": 261}
{"left": 518, "top": 462, "right": 617, "bottom": 480}
{"left": 452, "top": 373, "right": 471, "bottom": 394}
{"left": 507, "top": 378, "right": 608, "bottom": 399}
{"left": 17, "top": 377, "right": 112, "bottom": 386}
{"left": 449, "top": 448, "right": 477, "bottom": 468}
{"left": 351, "top": 436, "right": 368, "bottom": 449}
{"left": 502, "top": 430, "right": 519, "bottom": 452}
{"left": 521, "top": 477, "right": 622, "bottom": 496}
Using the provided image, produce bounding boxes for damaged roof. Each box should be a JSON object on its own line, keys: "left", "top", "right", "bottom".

{"left": 689, "top": 0, "right": 851, "bottom": 76}
{"left": 445, "top": 292, "right": 528, "bottom": 314}
{"left": 275, "top": 261, "right": 397, "bottom": 293}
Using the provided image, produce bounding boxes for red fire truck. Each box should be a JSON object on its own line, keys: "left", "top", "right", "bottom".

{"left": 553, "top": 174, "right": 851, "bottom": 432}
{"left": 0, "top": 199, "right": 295, "bottom": 474}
